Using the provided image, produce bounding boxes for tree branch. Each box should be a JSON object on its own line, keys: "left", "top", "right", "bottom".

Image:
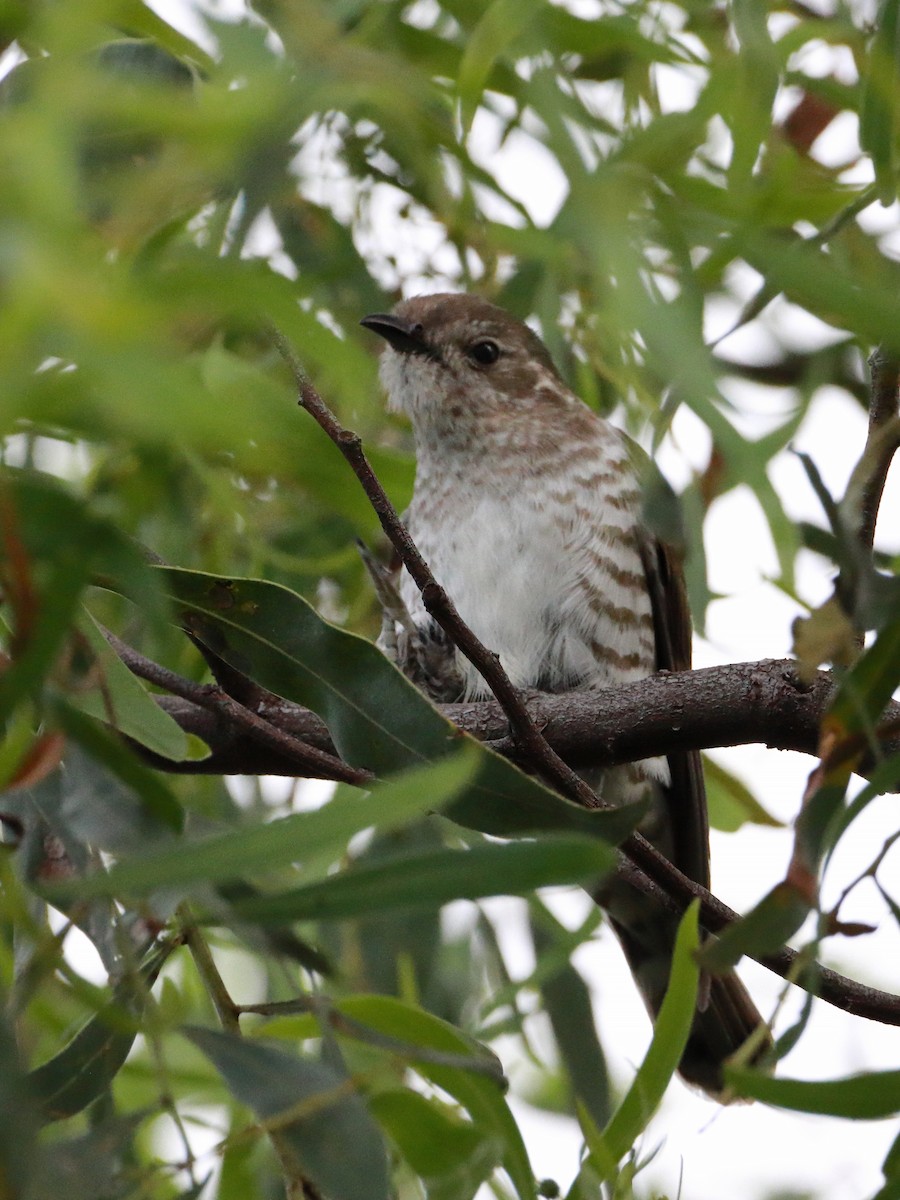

{"left": 144, "top": 659, "right": 900, "bottom": 791}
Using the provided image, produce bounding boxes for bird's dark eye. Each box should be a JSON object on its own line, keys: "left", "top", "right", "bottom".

{"left": 468, "top": 339, "right": 500, "bottom": 366}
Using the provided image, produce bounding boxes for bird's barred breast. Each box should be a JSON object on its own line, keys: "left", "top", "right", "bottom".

{"left": 401, "top": 424, "right": 657, "bottom": 703}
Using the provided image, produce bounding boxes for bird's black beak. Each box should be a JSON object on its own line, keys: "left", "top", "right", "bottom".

{"left": 360, "top": 313, "right": 437, "bottom": 359}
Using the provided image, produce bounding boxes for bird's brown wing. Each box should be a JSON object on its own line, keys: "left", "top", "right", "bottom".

{"left": 637, "top": 532, "right": 710, "bottom": 891}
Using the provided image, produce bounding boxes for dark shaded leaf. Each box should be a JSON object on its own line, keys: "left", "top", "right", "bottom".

{"left": 186, "top": 1027, "right": 389, "bottom": 1200}
{"left": 27, "top": 1113, "right": 145, "bottom": 1200}
{"left": 27, "top": 947, "right": 166, "bottom": 1121}
{"left": 0, "top": 1009, "right": 38, "bottom": 1196}
{"left": 52, "top": 700, "right": 184, "bottom": 834}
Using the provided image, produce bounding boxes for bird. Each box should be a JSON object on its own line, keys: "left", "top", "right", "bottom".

{"left": 360, "top": 291, "right": 768, "bottom": 1096}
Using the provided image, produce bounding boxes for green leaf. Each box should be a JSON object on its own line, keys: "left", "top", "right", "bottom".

{"left": 0, "top": 1010, "right": 37, "bottom": 1194}
{"left": 70, "top": 607, "right": 198, "bottom": 762}
{"left": 725, "top": 1065, "right": 900, "bottom": 1118}
{"left": 574, "top": 902, "right": 701, "bottom": 1185}
{"left": 326, "top": 996, "right": 536, "bottom": 1200}
{"left": 52, "top": 699, "right": 184, "bottom": 835}
{"left": 531, "top": 907, "right": 611, "bottom": 1128}
{"left": 735, "top": 228, "right": 900, "bottom": 356}
{"left": 703, "top": 755, "right": 783, "bottom": 832}
{"left": 186, "top": 1027, "right": 389, "bottom": 1200}
{"left": 42, "top": 748, "right": 479, "bottom": 901}
{"left": 698, "top": 884, "right": 811, "bottom": 973}
{"left": 370, "top": 1090, "right": 501, "bottom": 1200}
{"left": 224, "top": 835, "right": 615, "bottom": 924}
{"left": 828, "top": 615, "right": 900, "bottom": 738}
{"left": 0, "top": 471, "right": 163, "bottom": 722}
{"left": 859, "top": 0, "right": 900, "bottom": 204}
{"left": 27, "top": 1113, "right": 147, "bottom": 1200}
{"left": 457, "top": 0, "right": 544, "bottom": 132}
{"left": 876, "top": 1129, "right": 900, "bottom": 1200}
{"left": 27, "top": 948, "right": 166, "bottom": 1121}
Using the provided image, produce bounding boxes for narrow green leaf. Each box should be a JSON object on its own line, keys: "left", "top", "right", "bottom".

{"left": 532, "top": 910, "right": 611, "bottom": 1128}
{"left": 42, "top": 749, "right": 479, "bottom": 901}
{"left": 71, "top": 608, "right": 198, "bottom": 762}
{"left": 457, "top": 0, "right": 544, "bottom": 132}
{"left": 567, "top": 904, "right": 701, "bottom": 1192}
{"left": 725, "top": 1065, "right": 900, "bottom": 1118}
{"left": 186, "top": 1027, "right": 389, "bottom": 1200}
{"left": 859, "top": 0, "right": 900, "bottom": 203}
{"left": 698, "top": 884, "right": 810, "bottom": 973}
{"left": 336, "top": 994, "right": 502, "bottom": 1080}
{"left": 595, "top": 902, "right": 700, "bottom": 1165}
{"left": 225, "top": 835, "right": 615, "bottom": 924}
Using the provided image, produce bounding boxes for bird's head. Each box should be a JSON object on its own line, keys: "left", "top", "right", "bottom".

{"left": 361, "top": 293, "right": 565, "bottom": 439}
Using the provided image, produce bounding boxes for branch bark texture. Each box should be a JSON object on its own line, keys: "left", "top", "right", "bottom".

{"left": 147, "top": 658, "right": 900, "bottom": 792}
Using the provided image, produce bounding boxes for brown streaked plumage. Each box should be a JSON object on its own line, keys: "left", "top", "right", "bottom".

{"left": 362, "top": 292, "right": 768, "bottom": 1097}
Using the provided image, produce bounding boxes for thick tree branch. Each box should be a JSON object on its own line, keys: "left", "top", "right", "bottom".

{"left": 131, "top": 653, "right": 900, "bottom": 1025}
{"left": 145, "top": 659, "right": 900, "bottom": 791}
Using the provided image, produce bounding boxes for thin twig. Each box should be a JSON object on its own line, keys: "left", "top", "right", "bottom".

{"left": 102, "top": 628, "right": 372, "bottom": 788}
{"left": 859, "top": 349, "right": 900, "bottom": 552}
{"left": 180, "top": 907, "right": 240, "bottom": 1034}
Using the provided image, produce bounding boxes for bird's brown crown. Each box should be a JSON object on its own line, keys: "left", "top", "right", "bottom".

{"left": 390, "top": 292, "right": 560, "bottom": 379}
{"left": 365, "top": 292, "right": 580, "bottom": 447}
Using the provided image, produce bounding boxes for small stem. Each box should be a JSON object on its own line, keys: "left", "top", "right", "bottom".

{"left": 859, "top": 349, "right": 900, "bottom": 552}
{"left": 180, "top": 907, "right": 240, "bottom": 1034}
